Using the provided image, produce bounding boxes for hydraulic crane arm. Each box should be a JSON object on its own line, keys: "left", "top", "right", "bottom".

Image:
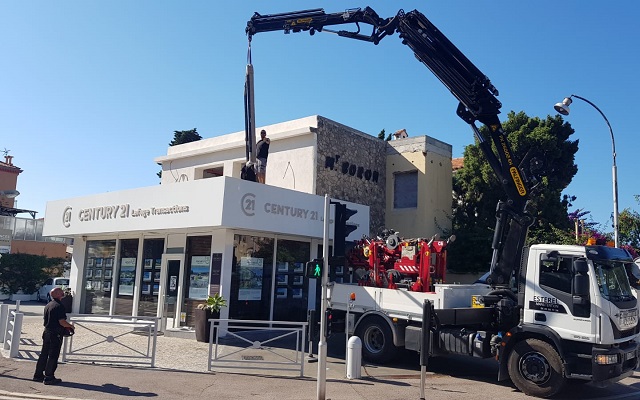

{"left": 247, "top": 7, "right": 540, "bottom": 288}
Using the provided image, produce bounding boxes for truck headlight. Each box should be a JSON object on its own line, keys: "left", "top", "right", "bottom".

{"left": 595, "top": 354, "right": 618, "bottom": 365}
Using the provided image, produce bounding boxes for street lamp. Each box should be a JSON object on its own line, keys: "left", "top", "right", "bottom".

{"left": 554, "top": 95, "right": 619, "bottom": 247}
{"left": 0, "top": 190, "right": 20, "bottom": 199}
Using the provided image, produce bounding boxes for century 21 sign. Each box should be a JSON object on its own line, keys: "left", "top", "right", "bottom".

{"left": 241, "top": 192, "right": 321, "bottom": 221}
{"left": 63, "top": 204, "right": 190, "bottom": 228}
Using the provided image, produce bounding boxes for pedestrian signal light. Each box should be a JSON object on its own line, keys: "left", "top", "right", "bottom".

{"left": 306, "top": 258, "right": 323, "bottom": 279}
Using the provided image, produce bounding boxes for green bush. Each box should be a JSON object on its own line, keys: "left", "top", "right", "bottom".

{"left": 0, "top": 253, "right": 64, "bottom": 295}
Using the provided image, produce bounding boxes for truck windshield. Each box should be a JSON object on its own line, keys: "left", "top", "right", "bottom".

{"left": 594, "top": 261, "right": 635, "bottom": 302}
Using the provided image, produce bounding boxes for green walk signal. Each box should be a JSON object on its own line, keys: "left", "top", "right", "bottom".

{"left": 305, "top": 258, "right": 323, "bottom": 279}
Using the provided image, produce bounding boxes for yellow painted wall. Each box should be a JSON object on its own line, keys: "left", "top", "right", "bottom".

{"left": 385, "top": 142, "right": 452, "bottom": 239}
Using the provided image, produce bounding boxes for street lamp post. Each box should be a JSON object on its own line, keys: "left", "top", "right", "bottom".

{"left": 554, "top": 95, "right": 619, "bottom": 247}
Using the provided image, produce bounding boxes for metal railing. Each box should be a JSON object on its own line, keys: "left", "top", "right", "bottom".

{"left": 0, "top": 301, "right": 23, "bottom": 358}
{"left": 208, "top": 319, "right": 307, "bottom": 377}
{"left": 62, "top": 314, "right": 159, "bottom": 367}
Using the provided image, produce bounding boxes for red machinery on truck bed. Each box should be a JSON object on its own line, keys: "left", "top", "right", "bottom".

{"left": 347, "top": 230, "right": 453, "bottom": 293}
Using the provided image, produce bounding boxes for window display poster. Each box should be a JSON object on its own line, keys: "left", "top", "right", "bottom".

{"left": 121, "top": 257, "right": 136, "bottom": 268}
{"left": 189, "top": 255, "right": 211, "bottom": 299}
{"left": 239, "top": 257, "right": 263, "bottom": 301}
{"left": 118, "top": 257, "right": 136, "bottom": 296}
{"left": 293, "top": 262, "right": 304, "bottom": 273}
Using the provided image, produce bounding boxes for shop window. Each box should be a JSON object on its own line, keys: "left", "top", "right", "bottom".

{"left": 230, "top": 235, "right": 274, "bottom": 321}
{"left": 114, "top": 239, "right": 139, "bottom": 315}
{"left": 83, "top": 240, "right": 116, "bottom": 314}
{"left": 183, "top": 236, "right": 212, "bottom": 327}
{"left": 273, "top": 239, "right": 311, "bottom": 322}
{"left": 393, "top": 171, "right": 418, "bottom": 209}
{"left": 138, "top": 239, "right": 165, "bottom": 317}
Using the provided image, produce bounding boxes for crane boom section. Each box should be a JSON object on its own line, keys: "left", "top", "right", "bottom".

{"left": 246, "top": 7, "right": 535, "bottom": 288}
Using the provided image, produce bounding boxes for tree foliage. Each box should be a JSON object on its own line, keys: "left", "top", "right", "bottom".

{"left": 377, "top": 129, "right": 392, "bottom": 141}
{"left": 158, "top": 128, "right": 202, "bottom": 178}
{"left": 448, "top": 111, "right": 579, "bottom": 272}
{"left": 0, "top": 253, "right": 65, "bottom": 295}
{"left": 619, "top": 207, "right": 640, "bottom": 252}
{"left": 169, "top": 128, "right": 202, "bottom": 146}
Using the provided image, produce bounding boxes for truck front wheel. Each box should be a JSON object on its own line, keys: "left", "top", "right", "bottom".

{"left": 507, "top": 338, "right": 565, "bottom": 398}
{"left": 355, "top": 316, "right": 397, "bottom": 364}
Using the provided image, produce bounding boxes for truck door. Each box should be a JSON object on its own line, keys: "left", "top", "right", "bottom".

{"left": 525, "top": 251, "right": 594, "bottom": 342}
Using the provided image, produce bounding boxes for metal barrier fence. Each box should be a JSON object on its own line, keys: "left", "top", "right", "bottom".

{"left": 62, "top": 314, "right": 159, "bottom": 367}
{"left": 208, "top": 319, "right": 307, "bottom": 377}
{"left": 0, "top": 301, "right": 23, "bottom": 358}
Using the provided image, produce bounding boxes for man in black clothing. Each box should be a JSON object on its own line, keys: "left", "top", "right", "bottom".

{"left": 34, "top": 287, "right": 74, "bottom": 385}
{"left": 256, "top": 129, "right": 270, "bottom": 184}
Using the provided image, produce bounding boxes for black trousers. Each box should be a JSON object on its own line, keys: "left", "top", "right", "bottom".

{"left": 34, "top": 330, "right": 63, "bottom": 378}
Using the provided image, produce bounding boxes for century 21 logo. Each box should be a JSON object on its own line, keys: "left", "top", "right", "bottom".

{"left": 241, "top": 193, "right": 256, "bottom": 216}
{"left": 63, "top": 206, "right": 72, "bottom": 228}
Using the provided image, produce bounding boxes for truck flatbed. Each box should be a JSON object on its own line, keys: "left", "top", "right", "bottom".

{"left": 328, "top": 282, "right": 493, "bottom": 321}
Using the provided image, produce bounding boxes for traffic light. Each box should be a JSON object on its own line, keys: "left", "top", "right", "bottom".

{"left": 333, "top": 202, "right": 358, "bottom": 257}
{"left": 325, "top": 309, "right": 333, "bottom": 337}
{"left": 305, "top": 258, "right": 323, "bottom": 279}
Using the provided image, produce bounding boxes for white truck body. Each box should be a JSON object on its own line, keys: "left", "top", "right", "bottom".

{"left": 325, "top": 244, "right": 640, "bottom": 398}
{"left": 329, "top": 282, "right": 492, "bottom": 319}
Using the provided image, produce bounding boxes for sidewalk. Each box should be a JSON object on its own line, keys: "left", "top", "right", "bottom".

{"left": 0, "top": 304, "right": 430, "bottom": 400}
{"left": 1, "top": 301, "right": 636, "bottom": 400}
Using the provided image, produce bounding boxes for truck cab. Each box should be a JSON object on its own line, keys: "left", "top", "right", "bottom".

{"left": 328, "top": 244, "right": 639, "bottom": 397}
{"left": 512, "top": 245, "right": 638, "bottom": 386}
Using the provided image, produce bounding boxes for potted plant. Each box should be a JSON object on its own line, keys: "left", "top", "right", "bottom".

{"left": 60, "top": 286, "right": 73, "bottom": 313}
{"left": 194, "top": 293, "right": 227, "bottom": 342}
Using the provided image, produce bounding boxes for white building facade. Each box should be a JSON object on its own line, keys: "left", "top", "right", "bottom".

{"left": 43, "top": 115, "right": 451, "bottom": 329}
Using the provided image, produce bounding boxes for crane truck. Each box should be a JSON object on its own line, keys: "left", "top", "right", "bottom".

{"left": 246, "top": 7, "right": 639, "bottom": 398}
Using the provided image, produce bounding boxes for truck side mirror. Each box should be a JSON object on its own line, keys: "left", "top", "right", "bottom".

{"left": 573, "top": 259, "right": 588, "bottom": 274}
{"left": 573, "top": 259, "right": 590, "bottom": 298}
{"left": 573, "top": 276, "right": 590, "bottom": 299}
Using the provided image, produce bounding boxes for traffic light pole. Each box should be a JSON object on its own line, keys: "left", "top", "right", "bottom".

{"left": 317, "top": 194, "right": 330, "bottom": 400}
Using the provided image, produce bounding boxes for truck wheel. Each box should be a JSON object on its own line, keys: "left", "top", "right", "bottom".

{"left": 507, "top": 338, "right": 565, "bottom": 398}
{"left": 355, "top": 316, "right": 397, "bottom": 364}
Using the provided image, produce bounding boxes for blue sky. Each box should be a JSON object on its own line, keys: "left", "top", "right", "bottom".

{"left": 2, "top": 1, "right": 639, "bottom": 235}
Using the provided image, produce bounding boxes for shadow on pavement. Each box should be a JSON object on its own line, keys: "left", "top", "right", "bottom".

{"left": 59, "top": 381, "right": 158, "bottom": 397}
{"left": 0, "top": 374, "right": 155, "bottom": 397}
